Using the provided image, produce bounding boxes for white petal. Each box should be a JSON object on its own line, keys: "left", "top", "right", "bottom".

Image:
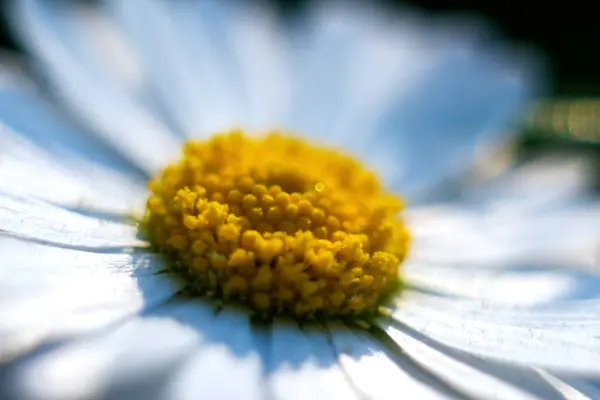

{"left": 5, "top": 309, "right": 201, "bottom": 400}
{"left": 164, "top": 303, "right": 265, "bottom": 400}
{"left": 288, "top": 3, "right": 538, "bottom": 199}
{"left": 407, "top": 203, "right": 600, "bottom": 267}
{"left": 0, "top": 236, "right": 183, "bottom": 362}
{"left": 9, "top": 0, "right": 182, "bottom": 174}
{"left": 0, "top": 192, "right": 145, "bottom": 248}
{"left": 57, "top": 1, "right": 183, "bottom": 134}
{"left": 0, "top": 235, "right": 164, "bottom": 279}
{"left": 267, "top": 320, "right": 359, "bottom": 400}
{"left": 104, "top": 0, "right": 235, "bottom": 136}
{"left": 538, "top": 371, "right": 600, "bottom": 400}
{"left": 325, "top": 322, "right": 452, "bottom": 399}
{"left": 402, "top": 260, "right": 600, "bottom": 305}
{"left": 284, "top": 2, "right": 468, "bottom": 183}
{"left": 376, "top": 319, "right": 561, "bottom": 400}
{"left": 0, "top": 129, "right": 145, "bottom": 214}
{"left": 382, "top": 42, "right": 536, "bottom": 200}
{"left": 107, "top": 0, "right": 288, "bottom": 135}
{"left": 0, "top": 63, "right": 146, "bottom": 213}
{"left": 390, "top": 290, "right": 600, "bottom": 336}
{"left": 219, "top": 1, "right": 291, "bottom": 131}
{"left": 285, "top": 2, "right": 438, "bottom": 161}
{"left": 461, "top": 153, "right": 597, "bottom": 214}
{"left": 5, "top": 301, "right": 265, "bottom": 400}
{"left": 385, "top": 291, "right": 600, "bottom": 373}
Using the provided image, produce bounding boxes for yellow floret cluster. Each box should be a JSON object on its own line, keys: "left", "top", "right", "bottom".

{"left": 144, "top": 130, "right": 410, "bottom": 318}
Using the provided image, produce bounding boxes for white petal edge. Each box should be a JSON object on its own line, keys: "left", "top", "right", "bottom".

{"left": 0, "top": 63, "right": 147, "bottom": 213}
{"left": 105, "top": 0, "right": 245, "bottom": 136}
{"left": 284, "top": 1, "right": 433, "bottom": 145}
{"left": 5, "top": 300, "right": 264, "bottom": 400}
{"left": 385, "top": 291, "right": 600, "bottom": 374}
{"left": 0, "top": 236, "right": 183, "bottom": 362}
{"left": 375, "top": 318, "right": 562, "bottom": 399}
{"left": 0, "top": 192, "right": 145, "bottom": 248}
{"left": 388, "top": 290, "right": 600, "bottom": 336}
{"left": 402, "top": 260, "right": 600, "bottom": 305}
{"left": 5, "top": 311, "right": 199, "bottom": 400}
{"left": 538, "top": 371, "right": 600, "bottom": 400}
{"left": 0, "top": 235, "right": 165, "bottom": 280}
{"left": 163, "top": 302, "right": 265, "bottom": 400}
{"left": 9, "top": 0, "right": 182, "bottom": 174}
{"left": 267, "top": 320, "right": 359, "bottom": 400}
{"left": 325, "top": 321, "right": 455, "bottom": 399}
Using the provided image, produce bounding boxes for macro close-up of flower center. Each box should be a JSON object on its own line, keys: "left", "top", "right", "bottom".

{"left": 4, "top": 1, "right": 600, "bottom": 399}
{"left": 145, "top": 130, "right": 410, "bottom": 317}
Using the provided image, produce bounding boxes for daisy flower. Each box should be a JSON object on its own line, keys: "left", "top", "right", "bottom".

{"left": 1, "top": 0, "right": 599, "bottom": 399}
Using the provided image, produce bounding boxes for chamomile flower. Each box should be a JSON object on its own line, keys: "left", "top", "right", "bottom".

{"left": 1, "top": 1, "right": 599, "bottom": 399}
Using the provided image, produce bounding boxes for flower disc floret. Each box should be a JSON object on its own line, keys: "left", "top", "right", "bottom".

{"left": 144, "top": 130, "right": 410, "bottom": 317}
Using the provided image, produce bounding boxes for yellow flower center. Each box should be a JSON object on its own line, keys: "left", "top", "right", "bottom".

{"left": 144, "top": 130, "right": 410, "bottom": 318}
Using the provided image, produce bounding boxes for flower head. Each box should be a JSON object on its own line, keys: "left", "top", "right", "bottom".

{"left": 0, "top": 1, "right": 599, "bottom": 399}
{"left": 145, "top": 131, "right": 409, "bottom": 317}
